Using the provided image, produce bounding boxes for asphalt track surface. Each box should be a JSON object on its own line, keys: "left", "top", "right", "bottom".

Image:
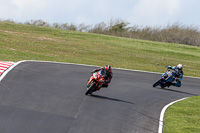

{"left": 0, "top": 61, "right": 199, "bottom": 133}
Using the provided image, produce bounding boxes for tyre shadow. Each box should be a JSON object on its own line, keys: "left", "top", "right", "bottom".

{"left": 90, "top": 94, "right": 134, "bottom": 105}
{"left": 154, "top": 87, "right": 198, "bottom": 96}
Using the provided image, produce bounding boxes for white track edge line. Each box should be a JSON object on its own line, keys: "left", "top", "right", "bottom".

{"left": 0, "top": 60, "right": 199, "bottom": 80}
{"left": 0, "top": 60, "right": 26, "bottom": 81}
{"left": 4, "top": 60, "right": 199, "bottom": 79}
{"left": 29, "top": 60, "right": 200, "bottom": 79}
{"left": 158, "top": 97, "right": 189, "bottom": 133}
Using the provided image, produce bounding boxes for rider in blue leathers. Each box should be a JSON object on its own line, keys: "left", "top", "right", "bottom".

{"left": 167, "top": 64, "right": 183, "bottom": 87}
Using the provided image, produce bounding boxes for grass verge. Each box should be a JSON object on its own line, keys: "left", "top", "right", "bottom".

{"left": 164, "top": 96, "right": 200, "bottom": 133}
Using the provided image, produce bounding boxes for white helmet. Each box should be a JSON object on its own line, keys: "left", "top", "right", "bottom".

{"left": 177, "top": 64, "right": 183, "bottom": 70}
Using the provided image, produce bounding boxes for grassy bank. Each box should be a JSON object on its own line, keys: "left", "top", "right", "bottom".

{"left": 0, "top": 22, "right": 200, "bottom": 77}
{"left": 164, "top": 96, "right": 200, "bottom": 133}
{"left": 0, "top": 22, "right": 200, "bottom": 133}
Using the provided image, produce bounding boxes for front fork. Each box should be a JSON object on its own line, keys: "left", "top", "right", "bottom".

{"left": 88, "top": 80, "right": 100, "bottom": 90}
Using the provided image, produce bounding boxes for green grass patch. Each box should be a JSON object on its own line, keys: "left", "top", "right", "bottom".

{"left": 164, "top": 97, "right": 200, "bottom": 133}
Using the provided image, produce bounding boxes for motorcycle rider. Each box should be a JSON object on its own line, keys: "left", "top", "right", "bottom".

{"left": 91, "top": 65, "right": 113, "bottom": 88}
{"left": 167, "top": 64, "right": 183, "bottom": 87}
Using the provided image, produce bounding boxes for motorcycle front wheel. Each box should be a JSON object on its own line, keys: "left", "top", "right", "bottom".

{"left": 85, "top": 82, "right": 96, "bottom": 95}
{"left": 153, "top": 79, "right": 162, "bottom": 87}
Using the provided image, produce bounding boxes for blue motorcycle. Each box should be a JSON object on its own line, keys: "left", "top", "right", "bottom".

{"left": 153, "top": 70, "right": 176, "bottom": 88}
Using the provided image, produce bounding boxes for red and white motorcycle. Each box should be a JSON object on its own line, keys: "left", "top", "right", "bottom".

{"left": 85, "top": 69, "right": 106, "bottom": 95}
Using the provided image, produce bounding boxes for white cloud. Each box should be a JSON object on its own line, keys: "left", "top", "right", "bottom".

{"left": 11, "top": 0, "right": 44, "bottom": 9}
{"left": 164, "top": 0, "right": 181, "bottom": 22}
{"left": 92, "top": 0, "right": 109, "bottom": 14}
{"left": 167, "top": 0, "right": 181, "bottom": 16}
{"left": 129, "top": 0, "right": 182, "bottom": 26}
{"left": 61, "top": 0, "right": 87, "bottom": 11}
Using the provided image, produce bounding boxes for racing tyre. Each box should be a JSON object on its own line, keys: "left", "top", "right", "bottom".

{"left": 153, "top": 79, "right": 161, "bottom": 87}
{"left": 85, "top": 82, "right": 96, "bottom": 95}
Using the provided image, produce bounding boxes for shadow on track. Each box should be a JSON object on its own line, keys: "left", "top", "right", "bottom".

{"left": 90, "top": 94, "right": 159, "bottom": 132}
{"left": 90, "top": 94, "right": 135, "bottom": 105}
{"left": 154, "top": 87, "right": 198, "bottom": 96}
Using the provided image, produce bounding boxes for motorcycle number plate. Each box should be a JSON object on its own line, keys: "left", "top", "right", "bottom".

{"left": 94, "top": 73, "right": 97, "bottom": 78}
{"left": 167, "top": 72, "right": 172, "bottom": 77}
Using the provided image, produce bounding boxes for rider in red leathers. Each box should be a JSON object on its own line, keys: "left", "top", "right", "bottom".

{"left": 91, "top": 65, "right": 113, "bottom": 88}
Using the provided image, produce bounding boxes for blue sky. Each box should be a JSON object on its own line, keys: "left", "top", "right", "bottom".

{"left": 1, "top": 0, "right": 200, "bottom": 27}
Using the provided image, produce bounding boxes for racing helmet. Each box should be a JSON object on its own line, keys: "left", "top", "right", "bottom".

{"left": 177, "top": 64, "right": 183, "bottom": 70}
{"left": 105, "top": 65, "right": 111, "bottom": 71}
{"left": 176, "top": 64, "right": 183, "bottom": 73}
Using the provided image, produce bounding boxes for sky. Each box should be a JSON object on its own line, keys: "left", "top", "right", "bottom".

{"left": 1, "top": 0, "right": 200, "bottom": 27}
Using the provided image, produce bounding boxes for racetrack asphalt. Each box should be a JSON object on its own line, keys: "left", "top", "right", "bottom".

{"left": 0, "top": 61, "right": 199, "bottom": 133}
